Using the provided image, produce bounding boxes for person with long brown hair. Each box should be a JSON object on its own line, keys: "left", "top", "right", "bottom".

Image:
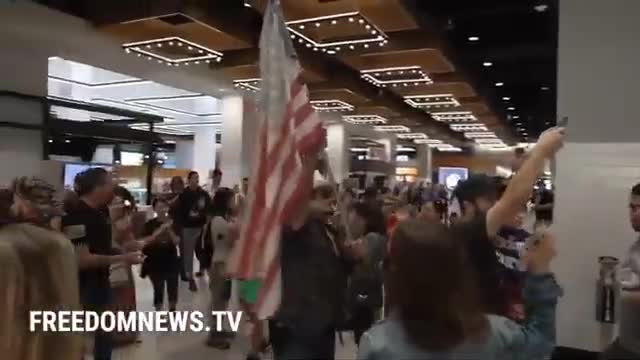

{"left": 358, "top": 219, "right": 561, "bottom": 359}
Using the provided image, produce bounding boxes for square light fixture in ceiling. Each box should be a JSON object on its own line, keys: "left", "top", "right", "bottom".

{"left": 464, "top": 132, "right": 498, "bottom": 139}
{"left": 373, "top": 125, "right": 411, "bottom": 132}
{"left": 361, "top": 66, "right": 433, "bottom": 88}
{"left": 342, "top": 115, "right": 387, "bottom": 124}
{"left": 474, "top": 138, "right": 506, "bottom": 145}
{"left": 449, "top": 123, "right": 489, "bottom": 132}
{"left": 404, "top": 94, "right": 460, "bottom": 110}
{"left": 233, "top": 78, "right": 261, "bottom": 92}
{"left": 431, "top": 111, "right": 477, "bottom": 122}
{"left": 287, "top": 12, "right": 388, "bottom": 54}
{"left": 311, "top": 100, "right": 355, "bottom": 112}
{"left": 396, "top": 132, "right": 428, "bottom": 140}
{"left": 433, "top": 144, "right": 463, "bottom": 152}
{"left": 414, "top": 139, "right": 443, "bottom": 145}
{"left": 122, "top": 37, "right": 223, "bottom": 66}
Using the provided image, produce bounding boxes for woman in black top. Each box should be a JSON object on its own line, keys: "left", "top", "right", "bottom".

{"left": 142, "top": 198, "right": 180, "bottom": 311}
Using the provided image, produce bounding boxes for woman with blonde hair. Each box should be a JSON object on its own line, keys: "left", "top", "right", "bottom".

{"left": 0, "top": 177, "right": 82, "bottom": 360}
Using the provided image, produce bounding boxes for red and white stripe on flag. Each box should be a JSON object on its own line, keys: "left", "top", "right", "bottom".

{"left": 226, "top": 0, "right": 324, "bottom": 320}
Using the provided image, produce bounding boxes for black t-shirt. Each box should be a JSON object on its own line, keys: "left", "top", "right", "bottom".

{"left": 451, "top": 213, "right": 506, "bottom": 315}
{"left": 62, "top": 200, "right": 113, "bottom": 296}
{"left": 175, "top": 187, "right": 211, "bottom": 228}
{"left": 142, "top": 218, "right": 179, "bottom": 274}
{"left": 535, "top": 190, "right": 554, "bottom": 221}
{"left": 276, "top": 219, "right": 350, "bottom": 333}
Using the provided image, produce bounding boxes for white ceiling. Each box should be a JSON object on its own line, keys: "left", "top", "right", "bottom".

{"left": 47, "top": 57, "right": 222, "bottom": 135}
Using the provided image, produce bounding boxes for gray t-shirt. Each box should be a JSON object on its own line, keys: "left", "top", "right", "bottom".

{"left": 619, "top": 239, "right": 640, "bottom": 354}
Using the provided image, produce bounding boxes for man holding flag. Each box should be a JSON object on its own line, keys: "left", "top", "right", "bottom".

{"left": 225, "top": 1, "right": 365, "bottom": 359}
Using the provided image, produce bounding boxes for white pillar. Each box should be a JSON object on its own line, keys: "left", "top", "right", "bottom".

{"left": 220, "top": 95, "right": 257, "bottom": 188}
{"left": 554, "top": 0, "right": 640, "bottom": 352}
{"left": 174, "top": 140, "right": 194, "bottom": 170}
{"left": 379, "top": 136, "right": 397, "bottom": 185}
{"left": 0, "top": 38, "right": 47, "bottom": 186}
{"left": 192, "top": 127, "right": 217, "bottom": 189}
{"left": 416, "top": 144, "right": 432, "bottom": 180}
{"left": 325, "top": 122, "right": 349, "bottom": 184}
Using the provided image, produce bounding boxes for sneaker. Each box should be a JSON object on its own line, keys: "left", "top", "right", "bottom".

{"left": 189, "top": 279, "right": 198, "bottom": 292}
{"left": 206, "top": 338, "right": 230, "bottom": 350}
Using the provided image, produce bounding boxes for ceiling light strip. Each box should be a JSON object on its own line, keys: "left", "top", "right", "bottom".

{"left": 123, "top": 36, "right": 223, "bottom": 57}
{"left": 414, "top": 139, "right": 443, "bottom": 144}
{"left": 396, "top": 133, "right": 428, "bottom": 139}
{"left": 342, "top": 115, "right": 388, "bottom": 125}
{"left": 289, "top": 28, "right": 386, "bottom": 48}
{"left": 311, "top": 100, "right": 355, "bottom": 112}
{"left": 373, "top": 125, "right": 411, "bottom": 132}
{"left": 285, "top": 12, "right": 360, "bottom": 25}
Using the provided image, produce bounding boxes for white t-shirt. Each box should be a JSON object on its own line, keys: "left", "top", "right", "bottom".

{"left": 210, "top": 216, "right": 231, "bottom": 263}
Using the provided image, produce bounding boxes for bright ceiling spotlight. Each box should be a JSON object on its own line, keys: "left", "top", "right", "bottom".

{"left": 468, "top": 36, "right": 480, "bottom": 41}
{"left": 534, "top": 4, "right": 549, "bottom": 12}
{"left": 483, "top": 62, "right": 493, "bottom": 67}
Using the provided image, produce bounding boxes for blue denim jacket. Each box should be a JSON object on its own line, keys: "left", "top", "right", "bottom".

{"left": 358, "top": 273, "right": 562, "bottom": 360}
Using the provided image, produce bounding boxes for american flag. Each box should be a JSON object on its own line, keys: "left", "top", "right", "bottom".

{"left": 226, "top": 0, "right": 325, "bottom": 319}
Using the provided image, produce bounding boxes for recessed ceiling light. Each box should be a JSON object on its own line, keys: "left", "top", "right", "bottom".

{"left": 65, "top": 139, "right": 71, "bottom": 143}
{"left": 468, "top": 36, "right": 480, "bottom": 41}
{"left": 495, "top": 82, "right": 504, "bottom": 87}
{"left": 513, "top": 115, "right": 520, "bottom": 119}
{"left": 502, "top": 97, "right": 510, "bottom": 101}
{"left": 541, "top": 86, "right": 550, "bottom": 90}
{"left": 48, "top": 139, "right": 53, "bottom": 143}
{"left": 507, "top": 107, "right": 515, "bottom": 111}
{"left": 534, "top": 4, "right": 549, "bottom": 12}
{"left": 483, "top": 62, "right": 493, "bottom": 67}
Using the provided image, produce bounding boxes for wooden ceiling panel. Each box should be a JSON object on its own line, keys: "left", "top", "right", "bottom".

{"left": 222, "top": 65, "right": 259, "bottom": 80}
{"left": 478, "top": 116, "right": 500, "bottom": 126}
{"left": 279, "top": 0, "right": 357, "bottom": 20}
{"left": 358, "top": 0, "right": 418, "bottom": 32}
{"left": 354, "top": 105, "right": 398, "bottom": 118}
{"left": 100, "top": 16, "right": 251, "bottom": 51}
{"left": 341, "top": 49, "right": 454, "bottom": 73}
{"left": 395, "top": 82, "right": 477, "bottom": 98}
{"left": 456, "top": 102, "right": 491, "bottom": 116}
{"left": 223, "top": 64, "right": 325, "bottom": 84}
{"left": 310, "top": 88, "right": 371, "bottom": 105}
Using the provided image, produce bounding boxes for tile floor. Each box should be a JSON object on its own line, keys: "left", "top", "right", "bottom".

{"left": 105, "top": 267, "right": 358, "bottom": 360}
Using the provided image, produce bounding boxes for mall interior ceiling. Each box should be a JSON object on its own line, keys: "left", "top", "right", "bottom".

{"left": 39, "top": 0, "right": 557, "bottom": 150}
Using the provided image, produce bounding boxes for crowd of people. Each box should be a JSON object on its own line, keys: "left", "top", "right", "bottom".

{"left": 4, "top": 125, "right": 640, "bottom": 359}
